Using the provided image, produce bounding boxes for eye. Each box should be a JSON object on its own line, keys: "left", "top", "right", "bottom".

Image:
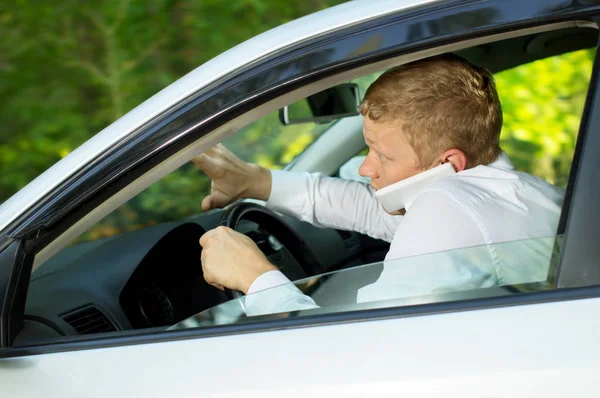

{"left": 377, "top": 152, "right": 385, "bottom": 161}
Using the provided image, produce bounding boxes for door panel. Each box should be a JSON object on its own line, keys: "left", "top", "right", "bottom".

{"left": 1, "top": 298, "right": 599, "bottom": 397}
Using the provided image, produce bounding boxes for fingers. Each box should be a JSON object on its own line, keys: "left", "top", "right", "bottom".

{"left": 199, "top": 228, "right": 217, "bottom": 248}
{"left": 201, "top": 260, "right": 225, "bottom": 291}
{"left": 203, "top": 272, "right": 225, "bottom": 291}
{"left": 192, "top": 143, "right": 229, "bottom": 166}
{"left": 212, "top": 283, "right": 225, "bottom": 291}
{"left": 199, "top": 226, "right": 232, "bottom": 247}
{"left": 193, "top": 145, "right": 240, "bottom": 212}
{"left": 201, "top": 191, "right": 231, "bottom": 211}
{"left": 199, "top": 225, "right": 273, "bottom": 294}
{"left": 208, "top": 189, "right": 232, "bottom": 210}
{"left": 192, "top": 153, "right": 221, "bottom": 176}
{"left": 201, "top": 196, "right": 212, "bottom": 212}
{"left": 200, "top": 226, "right": 231, "bottom": 291}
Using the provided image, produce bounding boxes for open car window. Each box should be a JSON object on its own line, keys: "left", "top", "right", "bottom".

{"left": 223, "top": 111, "right": 333, "bottom": 170}
{"left": 64, "top": 113, "right": 334, "bottom": 246}
{"left": 59, "top": 72, "right": 376, "bottom": 247}
{"left": 338, "top": 48, "right": 596, "bottom": 186}
{"left": 171, "top": 235, "right": 560, "bottom": 330}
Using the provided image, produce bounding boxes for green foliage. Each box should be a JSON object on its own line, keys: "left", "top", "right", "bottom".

{"left": 224, "top": 111, "right": 333, "bottom": 169}
{"left": 0, "top": 0, "right": 347, "bottom": 241}
{"left": 495, "top": 49, "right": 595, "bottom": 186}
{"left": 0, "top": 0, "right": 347, "bottom": 201}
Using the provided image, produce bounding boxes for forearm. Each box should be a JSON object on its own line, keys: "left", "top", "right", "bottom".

{"left": 244, "top": 164, "right": 273, "bottom": 201}
{"left": 267, "top": 170, "right": 399, "bottom": 242}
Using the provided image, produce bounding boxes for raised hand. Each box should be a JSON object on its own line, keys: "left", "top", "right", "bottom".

{"left": 192, "top": 144, "right": 272, "bottom": 211}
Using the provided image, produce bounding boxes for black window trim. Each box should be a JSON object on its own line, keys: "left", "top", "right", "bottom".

{"left": 557, "top": 18, "right": 600, "bottom": 288}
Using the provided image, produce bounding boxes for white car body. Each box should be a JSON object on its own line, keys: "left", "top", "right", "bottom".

{"left": 1, "top": 0, "right": 600, "bottom": 397}
{"left": 5, "top": 298, "right": 600, "bottom": 397}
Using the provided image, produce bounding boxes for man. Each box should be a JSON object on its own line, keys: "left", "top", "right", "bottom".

{"left": 193, "top": 54, "right": 564, "bottom": 315}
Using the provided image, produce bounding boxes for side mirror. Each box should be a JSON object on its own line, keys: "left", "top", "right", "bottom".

{"left": 279, "top": 83, "right": 360, "bottom": 125}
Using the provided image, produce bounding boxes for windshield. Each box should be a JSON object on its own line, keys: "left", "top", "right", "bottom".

{"left": 170, "top": 235, "right": 560, "bottom": 331}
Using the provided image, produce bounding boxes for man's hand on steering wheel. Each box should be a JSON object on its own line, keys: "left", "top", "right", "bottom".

{"left": 193, "top": 144, "right": 322, "bottom": 298}
{"left": 192, "top": 143, "right": 272, "bottom": 211}
{"left": 199, "top": 226, "right": 277, "bottom": 294}
{"left": 193, "top": 144, "right": 278, "bottom": 294}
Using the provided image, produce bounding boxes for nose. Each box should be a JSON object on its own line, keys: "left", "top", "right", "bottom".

{"left": 359, "top": 153, "right": 378, "bottom": 179}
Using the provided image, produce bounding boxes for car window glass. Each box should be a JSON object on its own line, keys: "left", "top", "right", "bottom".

{"left": 66, "top": 73, "right": 381, "bottom": 245}
{"left": 223, "top": 110, "right": 333, "bottom": 169}
{"left": 223, "top": 71, "right": 381, "bottom": 169}
{"left": 494, "top": 48, "right": 595, "bottom": 187}
{"left": 171, "top": 235, "right": 561, "bottom": 329}
{"left": 338, "top": 48, "right": 596, "bottom": 186}
{"left": 64, "top": 111, "right": 335, "bottom": 245}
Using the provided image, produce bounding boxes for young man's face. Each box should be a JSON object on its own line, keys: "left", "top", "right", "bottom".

{"left": 359, "top": 117, "right": 424, "bottom": 191}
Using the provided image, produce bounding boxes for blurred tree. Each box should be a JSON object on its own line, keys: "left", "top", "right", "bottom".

{"left": 0, "top": 0, "right": 347, "bottom": 204}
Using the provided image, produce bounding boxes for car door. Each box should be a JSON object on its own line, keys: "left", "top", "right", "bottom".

{"left": 2, "top": 1, "right": 600, "bottom": 397}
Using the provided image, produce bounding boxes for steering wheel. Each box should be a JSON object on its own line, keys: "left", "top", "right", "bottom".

{"left": 218, "top": 201, "right": 324, "bottom": 300}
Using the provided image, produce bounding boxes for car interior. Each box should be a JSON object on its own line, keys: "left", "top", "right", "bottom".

{"left": 13, "top": 24, "right": 598, "bottom": 346}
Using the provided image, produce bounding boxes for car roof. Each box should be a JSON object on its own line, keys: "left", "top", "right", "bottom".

{"left": 0, "top": 0, "right": 440, "bottom": 234}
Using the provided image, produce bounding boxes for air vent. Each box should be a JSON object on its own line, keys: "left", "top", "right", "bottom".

{"left": 61, "top": 305, "right": 117, "bottom": 335}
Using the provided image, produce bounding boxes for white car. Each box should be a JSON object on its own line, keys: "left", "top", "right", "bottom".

{"left": 1, "top": 0, "right": 600, "bottom": 396}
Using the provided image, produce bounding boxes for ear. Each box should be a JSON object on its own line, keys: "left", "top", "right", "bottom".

{"left": 440, "top": 149, "right": 467, "bottom": 172}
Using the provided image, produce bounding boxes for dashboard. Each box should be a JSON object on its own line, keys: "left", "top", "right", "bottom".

{"left": 18, "top": 206, "right": 389, "bottom": 345}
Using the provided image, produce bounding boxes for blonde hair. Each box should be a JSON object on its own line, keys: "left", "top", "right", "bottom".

{"left": 360, "top": 54, "right": 502, "bottom": 169}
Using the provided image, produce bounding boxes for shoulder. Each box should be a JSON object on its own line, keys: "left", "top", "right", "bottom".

{"left": 416, "top": 164, "right": 564, "bottom": 209}
{"left": 389, "top": 188, "right": 489, "bottom": 258}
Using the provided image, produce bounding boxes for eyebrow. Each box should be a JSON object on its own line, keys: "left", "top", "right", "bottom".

{"left": 364, "top": 137, "right": 381, "bottom": 153}
{"left": 363, "top": 130, "right": 387, "bottom": 155}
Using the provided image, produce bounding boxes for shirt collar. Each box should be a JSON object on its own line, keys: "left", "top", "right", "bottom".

{"left": 489, "top": 151, "right": 515, "bottom": 170}
{"left": 403, "top": 151, "right": 514, "bottom": 212}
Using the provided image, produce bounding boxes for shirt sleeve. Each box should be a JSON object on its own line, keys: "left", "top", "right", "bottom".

{"left": 357, "top": 190, "right": 499, "bottom": 302}
{"left": 266, "top": 170, "right": 401, "bottom": 243}
{"left": 246, "top": 188, "right": 501, "bottom": 316}
{"left": 244, "top": 270, "right": 319, "bottom": 316}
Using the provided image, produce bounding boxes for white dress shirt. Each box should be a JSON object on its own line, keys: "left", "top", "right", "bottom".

{"left": 244, "top": 152, "right": 564, "bottom": 316}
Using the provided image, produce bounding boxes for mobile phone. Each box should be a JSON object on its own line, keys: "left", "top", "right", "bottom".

{"left": 374, "top": 162, "right": 456, "bottom": 213}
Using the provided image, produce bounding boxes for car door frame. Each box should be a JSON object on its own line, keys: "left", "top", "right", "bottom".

{"left": 1, "top": 0, "right": 600, "bottom": 356}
